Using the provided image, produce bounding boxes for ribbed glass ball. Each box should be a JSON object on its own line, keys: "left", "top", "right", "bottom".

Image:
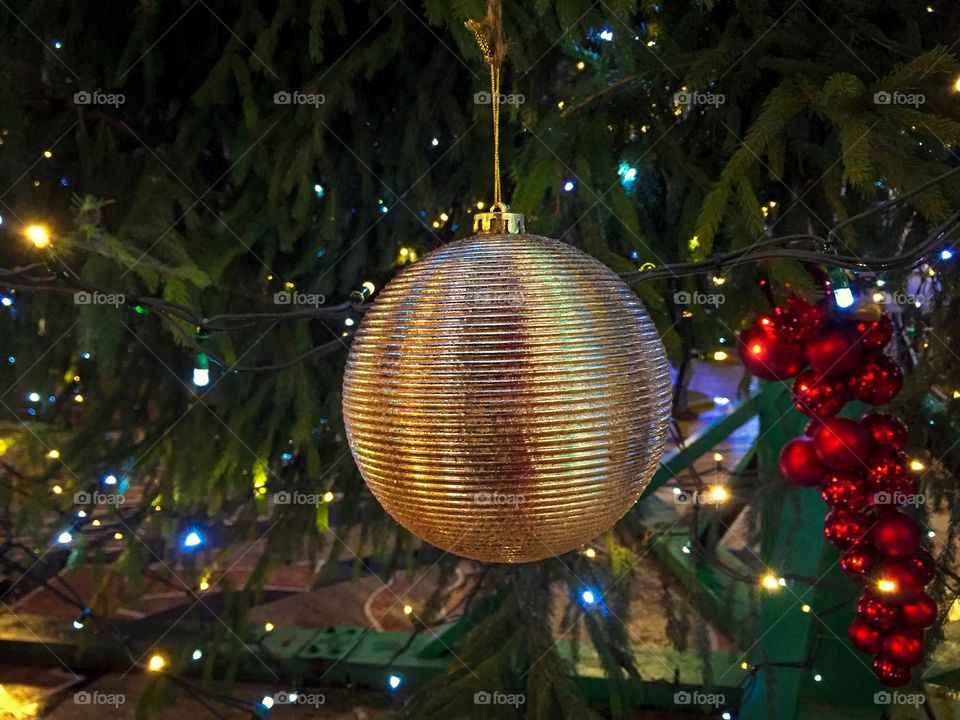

{"left": 342, "top": 233, "right": 672, "bottom": 563}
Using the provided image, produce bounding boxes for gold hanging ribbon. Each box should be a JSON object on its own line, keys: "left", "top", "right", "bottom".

{"left": 467, "top": 1, "right": 524, "bottom": 234}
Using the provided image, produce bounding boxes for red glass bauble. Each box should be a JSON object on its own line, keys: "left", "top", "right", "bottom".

{"left": 858, "top": 593, "right": 899, "bottom": 628}
{"left": 882, "top": 628, "right": 924, "bottom": 666}
{"left": 872, "top": 557, "right": 926, "bottom": 603}
{"left": 861, "top": 413, "right": 908, "bottom": 453}
{"left": 814, "top": 418, "right": 873, "bottom": 471}
{"left": 820, "top": 472, "right": 869, "bottom": 511}
{"left": 856, "top": 314, "right": 893, "bottom": 354}
{"left": 824, "top": 509, "right": 869, "bottom": 548}
{"left": 792, "top": 370, "right": 848, "bottom": 418}
{"left": 848, "top": 617, "right": 883, "bottom": 653}
{"left": 871, "top": 511, "right": 922, "bottom": 557}
{"left": 772, "top": 297, "right": 828, "bottom": 342}
{"left": 737, "top": 321, "right": 805, "bottom": 381}
{"left": 849, "top": 355, "right": 904, "bottom": 405}
{"left": 805, "top": 327, "right": 863, "bottom": 376}
{"left": 779, "top": 438, "right": 826, "bottom": 486}
{"left": 909, "top": 550, "right": 936, "bottom": 585}
{"left": 865, "top": 452, "right": 909, "bottom": 492}
{"left": 872, "top": 655, "right": 911, "bottom": 687}
{"left": 900, "top": 593, "right": 937, "bottom": 628}
{"left": 840, "top": 546, "right": 876, "bottom": 579}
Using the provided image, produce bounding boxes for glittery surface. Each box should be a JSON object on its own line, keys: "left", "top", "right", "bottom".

{"left": 342, "top": 233, "right": 672, "bottom": 563}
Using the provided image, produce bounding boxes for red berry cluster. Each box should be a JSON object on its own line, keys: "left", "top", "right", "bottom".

{"left": 737, "top": 296, "right": 935, "bottom": 687}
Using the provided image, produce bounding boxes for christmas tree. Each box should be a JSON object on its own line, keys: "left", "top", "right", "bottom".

{"left": 1, "top": 0, "right": 960, "bottom": 717}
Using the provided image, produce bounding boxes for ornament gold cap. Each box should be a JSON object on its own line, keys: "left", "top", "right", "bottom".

{"left": 473, "top": 204, "right": 525, "bottom": 235}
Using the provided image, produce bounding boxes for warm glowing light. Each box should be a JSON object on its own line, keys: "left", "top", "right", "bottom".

{"left": 750, "top": 343, "right": 763, "bottom": 355}
{"left": 113, "top": 532, "right": 123, "bottom": 540}
{"left": 584, "top": 547, "right": 597, "bottom": 558}
{"left": 91, "top": 519, "right": 101, "bottom": 527}
{"left": 43, "top": 150, "right": 52, "bottom": 159}
{"left": 713, "top": 453, "right": 724, "bottom": 463}
{"left": 52, "top": 485, "right": 63, "bottom": 495}
{"left": 264, "top": 622, "right": 275, "bottom": 632}
{"left": 873, "top": 292, "right": 884, "bottom": 302}
{"left": 954, "top": 76, "right": 960, "bottom": 92}
{"left": 707, "top": 485, "right": 729, "bottom": 503}
{"left": 25, "top": 224, "right": 50, "bottom": 248}
{"left": 713, "top": 351, "right": 728, "bottom": 361}
{"left": 740, "top": 661, "right": 750, "bottom": 670}
{"left": 801, "top": 604, "right": 811, "bottom": 613}
{"left": 476, "top": 201, "right": 485, "bottom": 209}
{"left": 199, "top": 579, "right": 210, "bottom": 591}
{"left": 403, "top": 604, "right": 413, "bottom": 615}
{"left": 877, "top": 579, "right": 897, "bottom": 593}
{"left": 439, "top": 212, "right": 449, "bottom": 222}
{"left": 760, "top": 574, "right": 780, "bottom": 591}
{"left": 47, "top": 449, "right": 60, "bottom": 459}
{"left": 147, "top": 654, "right": 166, "bottom": 672}
{"left": 909, "top": 459, "right": 925, "bottom": 472}
{"left": 576, "top": 60, "right": 586, "bottom": 70}
{"left": 73, "top": 394, "right": 84, "bottom": 403}
{"left": 954, "top": 390, "right": 960, "bottom": 399}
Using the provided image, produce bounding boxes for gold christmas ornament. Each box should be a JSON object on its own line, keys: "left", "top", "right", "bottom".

{"left": 342, "top": 212, "right": 672, "bottom": 563}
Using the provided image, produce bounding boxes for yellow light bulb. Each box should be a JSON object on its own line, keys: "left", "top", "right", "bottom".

{"left": 877, "top": 579, "right": 897, "bottom": 594}
{"left": 362, "top": 281, "right": 376, "bottom": 294}
{"left": 74, "top": 394, "right": 84, "bottom": 403}
{"left": 199, "top": 579, "right": 210, "bottom": 591}
{"left": 399, "top": 247, "right": 409, "bottom": 257}
{"left": 113, "top": 532, "right": 123, "bottom": 540}
{"left": 264, "top": 622, "right": 275, "bottom": 632}
{"left": 909, "top": 459, "right": 925, "bottom": 472}
{"left": 403, "top": 604, "right": 413, "bottom": 616}
{"left": 432, "top": 221, "right": 440, "bottom": 228}
{"left": 760, "top": 574, "right": 780, "bottom": 591}
{"left": 25, "top": 225, "right": 50, "bottom": 248}
{"left": 322, "top": 491, "right": 334, "bottom": 503}
{"left": 801, "top": 604, "right": 811, "bottom": 613}
{"left": 47, "top": 449, "right": 61, "bottom": 459}
{"left": 584, "top": 547, "right": 597, "bottom": 559}
{"left": 476, "top": 201, "right": 485, "bottom": 209}
{"left": 707, "top": 485, "right": 729, "bottom": 503}
{"left": 713, "top": 351, "right": 728, "bottom": 361}
{"left": 954, "top": 76, "right": 960, "bottom": 92}
{"left": 712, "top": 453, "right": 724, "bottom": 463}
{"left": 43, "top": 150, "right": 53, "bottom": 158}
{"left": 52, "top": 485, "right": 63, "bottom": 495}
{"left": 91, "top": 519, "right": 101, "bottom": 527}
{"left": 147, "top": 655, "right": 165, "bottom": 672}
{"left": 576, "top": 61, "right": 585, "bottom": 70}
{"left": 439, "top": 212, "right": 449, "bottom": 222}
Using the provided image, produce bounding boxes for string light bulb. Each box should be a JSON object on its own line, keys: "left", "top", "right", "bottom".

{"left": 760, "top": 574, "right": 781, "bottom": 590}
{"left": 25, "top": 224, "right": 50, "bottom": 248}
{"left": 403, "top": 604, "right": 413, "bottom": 615}
{"left": 147, "top": 654, "right": 166, "bottom": 672}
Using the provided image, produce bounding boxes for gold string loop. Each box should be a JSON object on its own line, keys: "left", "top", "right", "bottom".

{"left": 467, "top": 2, "right": 525, "bottom": 235}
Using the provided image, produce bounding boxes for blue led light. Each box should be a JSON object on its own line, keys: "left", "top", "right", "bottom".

{"left": 181, "top": 529, "right": 205, "bottom": 549}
